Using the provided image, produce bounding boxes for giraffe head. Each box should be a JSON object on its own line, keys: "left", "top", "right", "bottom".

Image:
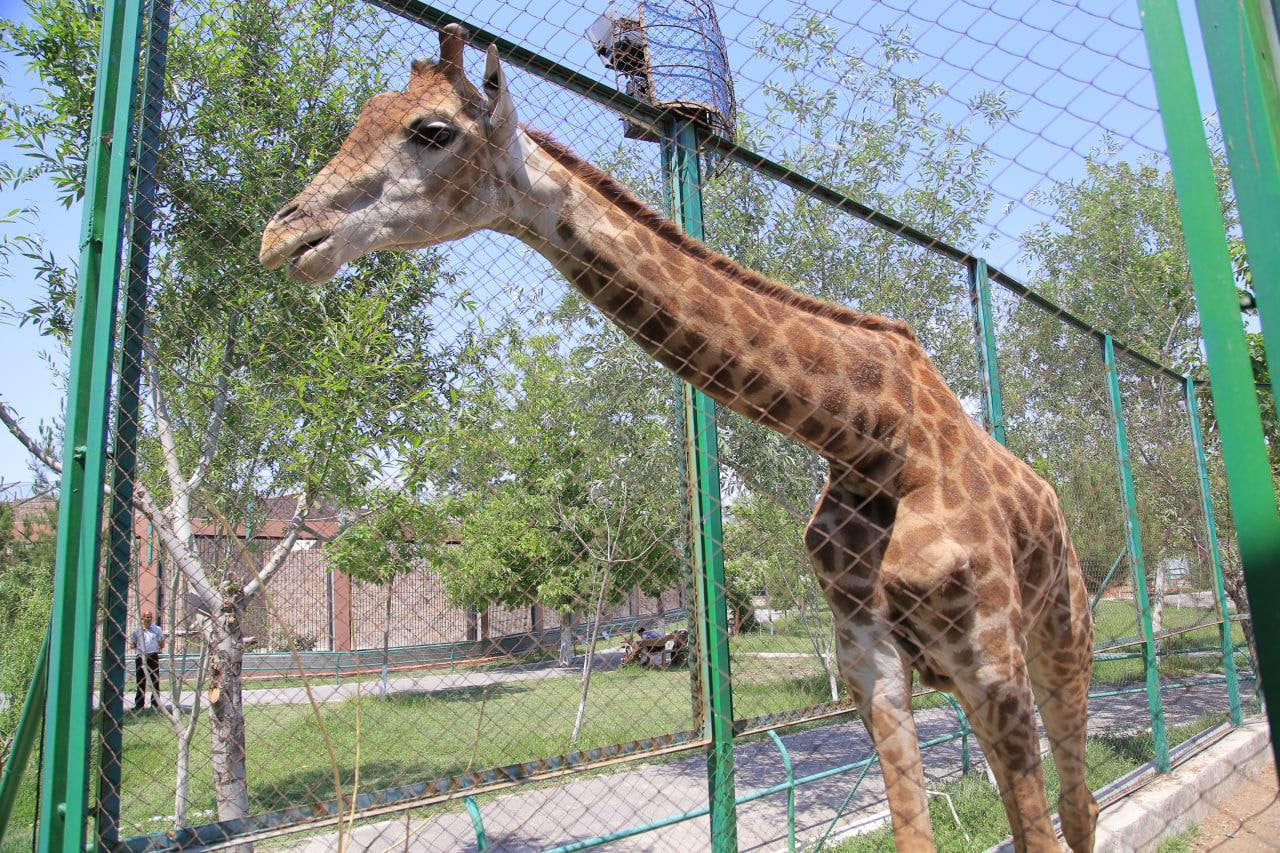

{"left": 259, "top": 24, "right": 519, "bottom": 283}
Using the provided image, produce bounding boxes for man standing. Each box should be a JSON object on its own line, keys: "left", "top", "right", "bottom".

{"left": 132, "top": 609, "right": 165, "bottom": 711}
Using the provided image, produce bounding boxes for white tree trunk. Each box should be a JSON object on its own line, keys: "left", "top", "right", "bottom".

{"left": 170, "top": 644, "right": 209, "bottom": 827}
{"left": 558, "top": 610, "right": 575, "bottom": 667}
{"left": 1153, "top": 560, "right": 1166, "bottom": 636}
{"left": 380, "top": 581, "right": 393, "bottom": 700}
{"left": 571, "top": 564, "right": 612, "bottom": 747}
{"left": 208, "top": 589, "right": 252, "bottom": 853}
{"left": 173, "top": 715, "right": 196, "bottom": 827}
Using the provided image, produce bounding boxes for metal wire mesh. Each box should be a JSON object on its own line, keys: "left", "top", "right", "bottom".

{"left": 0, "top": 0, "right": 1273, "bottom": 851}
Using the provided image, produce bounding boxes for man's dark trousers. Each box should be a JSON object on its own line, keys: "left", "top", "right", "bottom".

{"left": 134, "top": 652, "right": 161, "bottom": 709}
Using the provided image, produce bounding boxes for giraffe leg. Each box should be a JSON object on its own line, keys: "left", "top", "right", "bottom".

{"left": 833, "top": 626, "right": 935, "bottom": 852}
{"left": 1028, "top": 646, "right": 1096, "bottom": 853}
{"left": 805, "top": 477, "right": 934, "bottom": 851}
{"left": 952, "top": 631, "right": 1060, "bottom": 852}
{"left": 1027, "top": 565, "right": 1097, "bottom": 852}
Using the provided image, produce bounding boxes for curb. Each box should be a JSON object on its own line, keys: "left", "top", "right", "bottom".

{"left": 1091, "top": 719, "right": 1272, "bottom": 852}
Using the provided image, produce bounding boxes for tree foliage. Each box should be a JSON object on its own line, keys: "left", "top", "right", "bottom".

{"left": 421, "top": 329, "right": 683, "bottom": 616}
{"left": 0, "top": 497, "right": 54, "bottom": 754}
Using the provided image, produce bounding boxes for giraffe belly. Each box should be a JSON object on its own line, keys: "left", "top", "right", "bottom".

{"left": 889, "top": 624, "right": 957, "bottom": 691}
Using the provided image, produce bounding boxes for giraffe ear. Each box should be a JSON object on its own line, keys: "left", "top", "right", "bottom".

{"left": 483, "top": 45, "right": 517, "bottom": 146}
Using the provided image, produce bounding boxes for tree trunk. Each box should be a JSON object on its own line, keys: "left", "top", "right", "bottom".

{"left": 208, "top": 587, "right": 251, "bottom": 852}
{"left": 173, "top": 711, "right": 200, "bottom": 826}
{"left": 571, "top": 564, "right": 611, "bottom": 747}
{"left": 1223, "top": 568, "right": 1260, "bottom": 701}
{"left": 380, "top": 581, "right": 393, "bottom": 700}
{"left": 170, "top": 643, "right": 209, "bottom": 828}
{"left": 1152, "top": 559, "right": 1165, "bottom": 636}
{"left": 558, "top": 610, "right": 575, "bottom": 667}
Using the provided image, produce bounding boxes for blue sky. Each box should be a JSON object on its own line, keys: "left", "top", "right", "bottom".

{"left": 0, "top": 0, "right": 1222, "bottom": 483}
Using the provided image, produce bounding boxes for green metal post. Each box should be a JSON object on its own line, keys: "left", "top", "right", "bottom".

{"left": 1102, "top": 336, "right": 1168, "bottom": 771}
{"left": 0, "top": 629, "right": 48, "bottom": 840}
{"left": 38, "top": 0, "right": 147, "bottom": 849}
{"left": 658, "top": 150, "right": 704, "bottom": 734}
{"left": 1194, "top": 0, "right": 1280, "bottom": 417}
{"left": 1185, "top": 377, "right": 1243, "bottom": 725}
{"left": 661, "top": 115, "right": 737, "bottom": 852}
{"left": 1139, "top": 0, "right": 1280, "bottom": 755}
{"left": 967, "top": 257, "right": 1007, "bottom": 444}
{"left": 97, "top": 0, "right": 171, "bottom": 842}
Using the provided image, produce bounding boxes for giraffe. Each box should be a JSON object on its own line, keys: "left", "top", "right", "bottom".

{"left": 259, "top": 25, "right": 1097, "bottom": 852}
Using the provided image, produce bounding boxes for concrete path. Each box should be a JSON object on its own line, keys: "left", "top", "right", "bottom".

{"left": 283, "top": 680, "right": 1253, "bottom": 852}
{"left": 133, "top": 651, "right": 629, "bottom": 712}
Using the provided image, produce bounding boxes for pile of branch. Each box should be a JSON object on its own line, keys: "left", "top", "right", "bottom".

{"left": 619, "top": 628, "right": 689, "bottom": 670}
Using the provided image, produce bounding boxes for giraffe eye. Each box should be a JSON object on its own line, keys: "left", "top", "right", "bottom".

{"left": 407, "top": 120, "right": 456, "bottom": 149}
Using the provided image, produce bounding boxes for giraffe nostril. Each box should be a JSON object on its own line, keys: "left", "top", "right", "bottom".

{"left": 276, "top": 203, "right": 300, "bottom": 221}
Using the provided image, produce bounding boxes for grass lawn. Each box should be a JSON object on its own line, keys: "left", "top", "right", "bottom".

{"left": 833, "top": 713, "right": 1231, "bottom": 852}
{"left": 2, "top": 660, "right": 838, "bottom": 842}
{"left": 1090, "top": 601, "right": 1246, "bottom": 689}
{"left": 159, "top": 648, "right": 568, "bottom": 695}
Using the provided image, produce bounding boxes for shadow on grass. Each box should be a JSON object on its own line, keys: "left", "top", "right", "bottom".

{"left": 249, "top": 759, "right": 428, "bottom": 815}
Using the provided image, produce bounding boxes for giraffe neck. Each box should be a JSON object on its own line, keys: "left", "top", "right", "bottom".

{"left": 497, "top": 127, "right": 927, "bottom": 472}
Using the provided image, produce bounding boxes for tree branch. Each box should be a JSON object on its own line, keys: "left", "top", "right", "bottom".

{"left": 147, "top": 352, "right": 195, "bottom": 547}
{"left": 242, "top": 489, "right": 313, "bottom": 602}
{"left": 0, "top": 397, "right": 62, "bottom": 474}
{"left": 2, "top": 391, "right": 222, "bottom": 612}
{"left": 186, "top": 317, "right": 237, "bottom": 496}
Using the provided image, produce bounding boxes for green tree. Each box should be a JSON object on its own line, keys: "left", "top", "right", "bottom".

{"left": 1014, "top": 143, "right": 1271, "bottom": 660}
{"left": 325, "top": 492, "right": 452, "bottom": 700}
{"left": 0, "top": 491, "right": 54, "bottom": 754}
{"left": 423, "top": 329, "right": 683, "bottom": 667}
{"left": 0, "top": 0, "right": 470, "bottom": 837}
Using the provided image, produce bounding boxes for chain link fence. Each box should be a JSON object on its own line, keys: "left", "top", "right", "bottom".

{"left": 0, "top": 0, "right": 1272, "bottom": 851}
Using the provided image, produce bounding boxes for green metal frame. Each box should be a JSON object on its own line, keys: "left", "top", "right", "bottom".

{"left": 1102, "top": 336, "right": 1169, "bottom": 771}
{"left": 31, "top": 0, "right": 1277, "bottom": 847}
{"left": 1139, "top": 0, "right": 1280, "bottom": 758}
{"left": 661, "top": 115, "right": 737, "bottom": 853}
{"left": 38, "top": 0, "right": 148, "bottom": 849}
{"left": 1194, "top": 0, "right": 1280, "bottom": 416}
{"left": 1185, "top": 376, "right": 1243, "bottom": 726}
{"left": 96, "top": 0, "right": 172, "bottom": 843}
{"left": 967, "top": 257, "right": 1007, "bottom": 444}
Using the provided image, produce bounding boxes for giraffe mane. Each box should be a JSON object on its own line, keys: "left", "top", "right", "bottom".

{"left": 523, "top": 127, "right": 918, "bottom": 343}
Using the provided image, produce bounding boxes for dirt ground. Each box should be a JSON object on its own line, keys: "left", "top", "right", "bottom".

{"left": 1194, "top": 760, "right": 1280, "bottom": 850}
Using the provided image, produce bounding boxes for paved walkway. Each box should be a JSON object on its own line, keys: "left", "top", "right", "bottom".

{"left": 283, "top": 680, "right": 1253, "bottom": 852}
{"left": 157, "top": 649, "right": 817, "bottom": 710}
{"left": 124, "top": 652, "right": 628, "bottom": 712}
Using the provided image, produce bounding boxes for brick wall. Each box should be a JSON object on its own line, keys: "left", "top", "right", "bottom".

{"left": 127, "top": 532, "right": 685, "bottom": 653}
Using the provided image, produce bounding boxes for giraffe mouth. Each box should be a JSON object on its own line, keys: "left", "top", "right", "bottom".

{"left": 292, "top": 235, "right": 330, "bottom": 258}
{"left": 283, "top": 232, "right": 340, "bottom": 283}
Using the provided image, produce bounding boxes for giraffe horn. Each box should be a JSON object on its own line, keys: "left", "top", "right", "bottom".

{"left": 438, "top": 23, "right": 466, "bottom": 78}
